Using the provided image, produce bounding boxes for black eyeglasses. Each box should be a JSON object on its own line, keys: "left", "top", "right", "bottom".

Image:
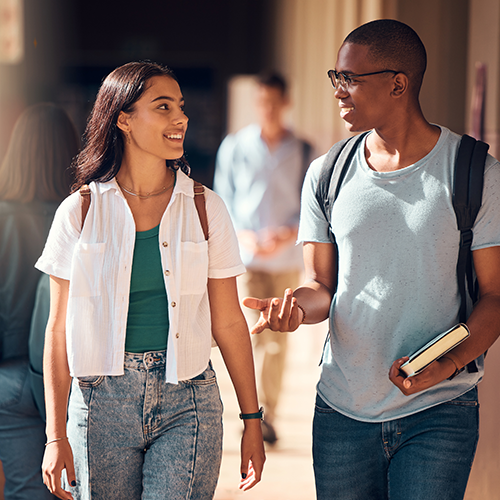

{"left": 327, "top": 69, "right": 399, "bottom": 90}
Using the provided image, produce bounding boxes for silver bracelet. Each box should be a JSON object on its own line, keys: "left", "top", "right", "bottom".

{"left": 45, "top": 436, "right": 68, "bottom": 447}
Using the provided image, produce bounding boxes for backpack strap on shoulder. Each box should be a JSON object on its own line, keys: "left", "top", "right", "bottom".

{"left": 194, "top": 181, "right": 209, "bottom": 241}
{"left": 453, "top": 134, "right": 489, "bottom": 319}
{"left": 315, "top": 132, "right": 369, "bottom": 243}
{"left": 315, "top": 132, "right": 368, "bottom": 366}
{"left": 79, "top": 184, "right": 91, "bottom": 231}
{"left": 453, "top": 134, "right": 489, "bottom": 373}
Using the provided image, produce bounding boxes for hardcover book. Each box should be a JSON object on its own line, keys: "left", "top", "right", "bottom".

{"left": 400, "top": 324, "right": 470, "bottom": 377}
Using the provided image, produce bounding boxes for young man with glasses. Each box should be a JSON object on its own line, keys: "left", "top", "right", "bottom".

{"left": 244, "top": 19, "right": 500, "bottom": 499}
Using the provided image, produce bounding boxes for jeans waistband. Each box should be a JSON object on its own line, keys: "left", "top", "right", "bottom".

{"left": 124, "top": 350, "right": 166, "bottom": 370}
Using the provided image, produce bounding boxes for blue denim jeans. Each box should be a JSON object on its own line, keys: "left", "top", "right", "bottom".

{"left": 313, "top": 388, "right": 479, "bottom": 500}
{"left": 65, "top": 351, "right": 223, "bottom": 500}
{"left": 0, "top": 358, "right": 56, "bottom": 500}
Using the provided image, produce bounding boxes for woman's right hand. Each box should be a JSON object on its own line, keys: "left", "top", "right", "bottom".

{"left": 42, "top": 439, "right": 76, "bottom": 500}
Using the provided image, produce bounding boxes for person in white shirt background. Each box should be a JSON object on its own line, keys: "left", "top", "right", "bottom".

{"left": 214, "top": 73, "right": 311, "bottom": 443}
{"left": 36, "top": 61, "right": 265, "bottom": 500}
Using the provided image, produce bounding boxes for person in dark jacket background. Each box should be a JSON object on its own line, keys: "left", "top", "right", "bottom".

{"left": 0, "top": 103, "right": 79, "bottom": 500}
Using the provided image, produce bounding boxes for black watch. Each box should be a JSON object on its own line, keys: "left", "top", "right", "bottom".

{"left": 447, "top": 365, "right": 465, "bottom": 380}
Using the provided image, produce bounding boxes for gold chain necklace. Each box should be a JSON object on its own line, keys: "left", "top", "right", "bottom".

{"left": 116, "top": 171, "right": 175, "bottom": 199}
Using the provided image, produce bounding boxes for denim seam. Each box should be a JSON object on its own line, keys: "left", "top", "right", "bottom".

{"left": 442, "top": 400, "right": 478, "bottom": 407}
{"left": 0, "top": 362, "right": 28, "bottom": 408}
{"left": 181, "top": 376, "right": 217, "bottom": 387}
{"left": 381, "top": 423, "right": 390, "bottom": 460}
{"left": 144, "top": 368, "right": 160, "bottom": 441}
{"left": 314, "top": 393, "right": 336, "bottom": 413}
{"left": 87, "top": 383, "right": 95, "bottom": 499}
{"left": 185, "top": 383, "right": 199, "bottom": 500}
{"left": 381, "top": 421, "right": 402, "bottom": 460}
{"left": 467, "top": 417, "right": 480, "bottom": 470}
{"left": 77, "top": 375, "right": 104, "bottom": 388}
{"left": 314, "top": 406, "right": 336, "bottom": 413}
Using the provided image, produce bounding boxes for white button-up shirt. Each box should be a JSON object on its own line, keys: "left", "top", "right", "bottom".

{"left": 36, "top": 170, "right": 245, "bottom": 383}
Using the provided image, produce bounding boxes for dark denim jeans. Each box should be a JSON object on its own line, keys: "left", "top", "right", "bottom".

{"left": 66, "top": 351, "right": 223, "bottom": 500}
{"left": 0, "top": 358, "right": 56, "bottom": 500}
{"left": 313, "top": 388, "right": 479, "bottom": 500}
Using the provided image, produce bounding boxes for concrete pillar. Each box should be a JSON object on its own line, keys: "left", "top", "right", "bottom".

{"left": 466, "top": 0, "right": 500, "bottom": 157}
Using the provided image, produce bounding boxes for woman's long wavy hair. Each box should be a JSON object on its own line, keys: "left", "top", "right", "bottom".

{"left": 0, "top": 103, "right": 78, "bottom": 202}
{"left": 72, "top": 61, "right": 190, "bottom": 192}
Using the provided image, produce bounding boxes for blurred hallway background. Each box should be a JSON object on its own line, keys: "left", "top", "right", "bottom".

{"left": 2, "top": 0, "right": 500, "bottom": 177}
{"left": 212, "top": 322, "right": 326, "bottom": 500}
{"left": 1, "top": 0, "right": 500, "bottom": 498}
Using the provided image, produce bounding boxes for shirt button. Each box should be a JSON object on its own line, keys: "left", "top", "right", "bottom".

{"left": 176, "top": 333, "right": 180, "bottom": 339}
{"left": 162, "top": 241, "right": 168, "bottom": 247}
{"left": 171, "top": 301, "right": 176, "bottom": 307}
{"left": 164, "top": 270, "right": 170, "bottom": 276}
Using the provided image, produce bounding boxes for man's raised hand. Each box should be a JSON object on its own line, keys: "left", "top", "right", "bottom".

{"left": 242, "top": 288, "right": 303, "bottom": 334}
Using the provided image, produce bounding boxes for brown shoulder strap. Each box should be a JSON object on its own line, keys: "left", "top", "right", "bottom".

{"left": 193, "top": 181, "right": 209, "bottom": 241}
{"left": 79, "top": 184, "right": 91, "bottom": 231}
{"left": 79, "top": 182, "right": 207, "bottom": 239}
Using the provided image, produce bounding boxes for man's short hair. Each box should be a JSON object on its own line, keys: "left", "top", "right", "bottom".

{"left": 344, "top": 19, "right": 427, "bottom": 95}
{"left": 257, "top": 72, "right": 288, "bottom": 97}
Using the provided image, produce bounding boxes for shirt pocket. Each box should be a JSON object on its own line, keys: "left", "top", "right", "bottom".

{"left": 70, "top": 242, "right": 106, "bottom": 297}
{"left": 180, "top": 241, "right": 208, "bottom": 295}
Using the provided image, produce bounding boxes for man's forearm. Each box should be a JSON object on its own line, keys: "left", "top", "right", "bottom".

{"left": 293, "top": 279, "right": 333, "bottom": 324}
{"left": 452, "top": 293, "right": 500, "bottom": 368}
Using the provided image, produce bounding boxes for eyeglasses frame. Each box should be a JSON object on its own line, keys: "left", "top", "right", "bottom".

{"left": 327, "top": 69, "right": 400, "bottom": 90}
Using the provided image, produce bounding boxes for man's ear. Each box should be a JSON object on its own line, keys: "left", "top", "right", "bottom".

{"left": 391, "top": 73, "right": 408, "bottom": 98}
{"left": 116, "top": 111, "right": 131, "bottom": 133}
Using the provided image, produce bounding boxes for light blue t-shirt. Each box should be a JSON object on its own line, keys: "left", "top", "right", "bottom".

{"left": 298, "top": 126, "right": 500, "bottom": 422}
{"left": 214, "top": 124, "right": 309, "bottom": 272}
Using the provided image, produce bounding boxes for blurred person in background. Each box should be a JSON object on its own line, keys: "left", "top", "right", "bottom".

{"left": 0, "top": 103, "right": 78, "bottom": 500}
{"left": 214, "top": 73, "right": 311, "bottom": 443}
{"left": 37, "top": 61, "right": 265, "bottom": 500}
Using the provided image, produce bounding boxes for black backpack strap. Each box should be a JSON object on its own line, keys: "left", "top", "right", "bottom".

{"left": 315, "top": 132, "right": 368, "bottom": 366}
{"left": 453, "top": 134, "right": 489, "bottom": 373}
{"left": 315, "top": 132, "right": 369, "bottom": 243}
{"left": 453, "top": 134, "right": 489, "bottom": 319}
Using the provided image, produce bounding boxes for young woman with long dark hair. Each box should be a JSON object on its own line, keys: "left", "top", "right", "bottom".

{"left": 37, "top": 62, "right": 265, "bottom": 500}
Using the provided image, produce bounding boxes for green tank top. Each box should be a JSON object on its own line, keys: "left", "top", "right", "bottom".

{"left": 125, "top": 224, "right": 169, "bottom": 353}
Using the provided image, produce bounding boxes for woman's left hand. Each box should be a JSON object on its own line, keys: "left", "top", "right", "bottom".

{"left": 239, "top": 421, "right": 266, "bottom": 491}
{"left": 207, "top": 277, "right": 266, "bottom": 489}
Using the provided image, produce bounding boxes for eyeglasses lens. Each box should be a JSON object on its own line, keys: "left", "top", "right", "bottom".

{"left": 328, "top": 70, "right": 347, "bottom": 90}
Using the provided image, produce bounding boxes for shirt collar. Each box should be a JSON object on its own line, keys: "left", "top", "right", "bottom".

{"left": 172, "top": 168, "right": 196, "bottom": 198}
{"left": 98, "top": 178, "right": 119, "bottom": 194}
